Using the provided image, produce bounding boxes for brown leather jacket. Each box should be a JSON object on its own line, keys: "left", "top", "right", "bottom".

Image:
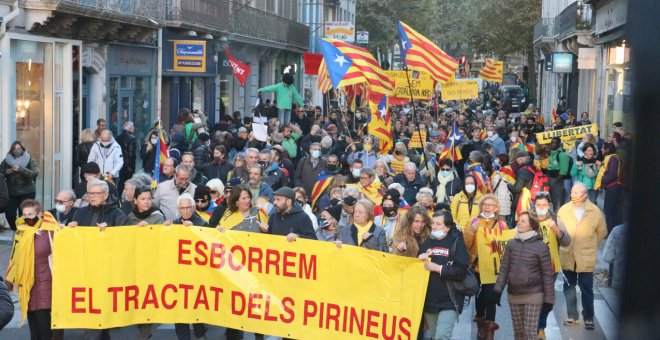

{"left": 493, "top": 233, "right": 555, "bottom": 304}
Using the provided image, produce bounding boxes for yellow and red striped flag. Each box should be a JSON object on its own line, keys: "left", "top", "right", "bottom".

{"left": 397, "top": 21, "right": 458, "bottom": 84}
{"left": 479, "top": 59, "right": 504, "bottom": 83}
{"left": 317, "top": 58, "right": 332, "bottom": 93}
{"left": 368, "top": 94, "right": 393, "bottom": 155}
{"left": 320, "top": 39, "right": 394, "bottom": 95}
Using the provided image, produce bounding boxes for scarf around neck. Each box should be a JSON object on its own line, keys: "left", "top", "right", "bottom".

{"left": 516, "top": 229, "right": 538, "bottom": 241}
{"left": 4, "top": 150, "right": 30, "bottom": 168}
{"left": 436, "top": 171, "right": 455, "bottom": 202}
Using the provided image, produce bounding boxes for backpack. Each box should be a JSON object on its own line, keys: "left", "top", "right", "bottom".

{"left": 524, "top": 165, "right": 549, "bottom": 200}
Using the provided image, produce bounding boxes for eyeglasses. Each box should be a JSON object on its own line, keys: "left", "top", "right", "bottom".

{"left": 440, "top": 168, "right": 452, "bottom": 171}
{"left": 87, "top": 191, "right": 105, "bottom": 196}
{"left": 482, "top": 203, "right": 497, "bottom": 208}
{"left": 535, "top": 191, "right": 551, "bottom": 198}
{"left": 178, "top": 206, "right": 193, "bottom": 211}
{"left": 55, "top": 199, "right": 71, "bottom": 204}
{"left": 210, "top": 190, "right": 219, "bottom": 194}
{"left": 195, "top": 199, "right": 208, "bottom": 203}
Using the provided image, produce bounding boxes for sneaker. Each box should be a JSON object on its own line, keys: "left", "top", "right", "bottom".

{"left": 538, "top": 329, "right": 546, "bottom": 339}
{"left": 563, "top": 318, "right": 580, "bottom": 326}
{"left": 585, "top": 320, "right": 595, "bottom": 330}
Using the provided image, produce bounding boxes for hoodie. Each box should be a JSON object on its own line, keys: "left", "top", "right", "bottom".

{"left": 267, "top": 204, "right": 317, "bottom": 240}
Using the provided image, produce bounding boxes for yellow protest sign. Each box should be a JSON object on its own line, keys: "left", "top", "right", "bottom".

{"left": 385, "top": 71, "right": 435, "bottom": 100}
{"left": 408, "top": 130, "right": 427, "bottom": 149}
{"left": 535, "top": 124, "right": 598, "bottom": 145}
{"left": 538, "top": 221, "right": 561, "bottom": 273}
{"left": 476, "top": 228, "right": 516, "bottom": 284}
{"left": 52, "top": 226, "right": 428, "bottom": 339}
{"left": 440, "top": 79, "right": 479, "bottom": 101}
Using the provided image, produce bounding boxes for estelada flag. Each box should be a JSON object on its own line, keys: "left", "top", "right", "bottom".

{"left": 226, "top": 48, "right": 251, "bottom": 87}
{"left": 310, "top": 172, "right": 333, "bottom": 209}
{"left": 367, "top": 94, "right": 393, "bottom": 155}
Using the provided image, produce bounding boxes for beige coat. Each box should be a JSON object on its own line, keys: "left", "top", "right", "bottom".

{"left": 556, "top": 201, "right": 608, "bottom": 273}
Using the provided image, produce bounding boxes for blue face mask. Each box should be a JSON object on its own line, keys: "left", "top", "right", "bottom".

{"left": 441, "top": 170, "right": 452, "bottom": 177}
{"left": 311, "top": 150, "right": 321, "bottom": 158}
{"left": 487, "top": 131, "right": 494, "bottom": 138}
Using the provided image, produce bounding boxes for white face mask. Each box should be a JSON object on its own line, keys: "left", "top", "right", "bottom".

{"left": 536, "top": 208, "right": 548, "bottom": 216}
{"left": 150, "top": 138, "right": 158, "bottom": 144}
{"left": 352, "top": 168, "right": 361, "bottom": 178}
{"left": 510, "top": 136, "right": 517, "bottom": 143}
{"left": 481, "top": 212, "right": 495, "bottom": 219}
{"left": 55, "top": 204, "right": 67, "bottom": 213}
{"left": 430, "top": 229, "right": 447, "bottom": 240}
{"left": 465, "top": 184, "right": 476, "bottom": 193}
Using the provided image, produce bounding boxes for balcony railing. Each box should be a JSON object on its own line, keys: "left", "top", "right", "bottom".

{"left": 534, "top": 18, "right": 556, "bottom": 41}
{"left": 557, "top": 1, "right": 593, "bottom": 38}
{"left": 168, "top": 0, "right": 230, "bottom": 31}
{"left": 231, "top": 3, "right": 309, "bottom": 49}
{"left": 44, "top": 0, "right": 166, "bottom": 21}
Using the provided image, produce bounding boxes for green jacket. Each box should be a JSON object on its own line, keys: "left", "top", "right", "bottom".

{"left": 282, "top": 132, "right": 301, "bottom": 159}
{"left": 259, "top": 82, "right": 304, "bottom": 110}
{"left": 548, "top": 147, "right": 570, "bottom": 176}
{"left": 0, "top": 157, "right": 39, "bottom": 196}
{"left": 570, "top": 161, "right": 598, "bottom": 190}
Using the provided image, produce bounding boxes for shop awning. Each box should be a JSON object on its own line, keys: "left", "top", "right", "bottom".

{"left": 595, "top": 28, "right": 625, "bottom": 45}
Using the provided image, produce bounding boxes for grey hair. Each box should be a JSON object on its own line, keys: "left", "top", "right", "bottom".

{"left": 101, "top": 129, "right": 113, "bottom": 137}
{"left": 388, "top": 183, "right": 405, "bottom": 197}
{"left": 176, "top": 193, "right": 195, "bottom": 207}
{"left": 131, "top": 172, "right": 153, "bottom": 186}
{"left": 404, "top": 162, "right": 417, "bottom": 172}
{"left": 343, "top": 186, "right": 360, "bottom": 198}
{"left": 360, "top": 168, "right": 376, "bottom": 178}
{"left": 416, "top": 187, "right": 434, "bottom": 202}
{"left": 123, "top": 121, "right": 134, "bottom": 130}
{"left": 175, "top": 164, "right": 191, "bottom": 176}
{"left": 60, "top": 189, "right": 76, "bottom": 201}
{"left": 86, "top": 179, "right": 109, "bottom": 193}
{"left": 246, "top": 148, "right": 259, "bottom": 156}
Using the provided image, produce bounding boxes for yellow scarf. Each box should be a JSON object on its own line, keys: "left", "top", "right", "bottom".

{"left": 594, "top": 154, "right": 619, "bottom": 190}
{"left": 5, "top": 216, "right": 58, "bottom": 322}
{"left": 354, "top": 221, "right": 373, "bottom": 246}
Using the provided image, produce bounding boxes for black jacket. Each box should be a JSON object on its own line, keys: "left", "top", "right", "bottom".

{"left": 208, "top": 202, "right": 227, "bottom": 228}
{"left": 418, "top": 230, "right": 469, "bottom": 313}
{"left": 74, "top": 179, "right": 120, "bottom": 206}
{"left": 393, "top": 172, "right": 424, "bottom": 205}
{"left": 116, "top": 131, "right": 137, "bottom": 180}
{"left": 508, "top": 161, "right": 536, "bottom": 207}
{"left": 267, "top": 204, "right": 317, "bottom": 240}
{"left": 140, "top": 142, "right": 157, "bottom": 173}
{"left": 48, "top": 207, "right": 78, "bottom": 226}
{"left": 0, "top": 275, "right": 12, "bottom": 330}
{"left": 71, "top": 203, "right": 129, "bottom": 227}
{"left": 174, "top": 211, "right": 209, "bottom": 227}
{"left": 201, "top": 161, "right": 233, "bottom": 182}
{"left": 193, "top": 143, "right": 211, "bottom": 170}
{"left": 0, "top": 174, "right": 7, "bottom": 213}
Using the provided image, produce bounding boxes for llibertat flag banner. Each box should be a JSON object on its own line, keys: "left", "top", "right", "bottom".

{"left": 476, "top": 228, "right": 516, "bottom": 284}
{"left": 51, "top": 226, "right": 428, "bottom": 339}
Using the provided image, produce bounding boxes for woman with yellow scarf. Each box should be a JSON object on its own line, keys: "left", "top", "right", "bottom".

{"left": 5, "top": 199, "right": 62, "bottom": 339}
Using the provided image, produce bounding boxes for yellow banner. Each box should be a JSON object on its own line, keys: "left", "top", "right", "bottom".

{"left": 440, "top": 79, "right": 479, "bottom": 101}
{"left": 385, "top": 71, "right": 435, "bottom": 100}
{"left": 535, "top": 124, "right": 598, "bottom": 145}
{"left": 408, "top": 130, "right": 427, "bottom": 149}
{"left": 538, "top": 221, "right": 561, "bottom": 273}
{"left": 52, "top": 226, "right": 428, "bottom": 339}
{"left": 476, "top": 228, "right": 516, "bottom": 284}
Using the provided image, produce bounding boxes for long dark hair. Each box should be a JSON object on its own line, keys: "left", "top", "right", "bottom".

{"left": 8, "top": 141, "right": 26, "bottom": 155}
{"left": 227, "top": 185, "right": 252, "bottom": 213}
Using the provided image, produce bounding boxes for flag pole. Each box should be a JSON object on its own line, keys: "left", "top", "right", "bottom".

{"left": 403, "top": 66, "right": 431, "bottom": 177}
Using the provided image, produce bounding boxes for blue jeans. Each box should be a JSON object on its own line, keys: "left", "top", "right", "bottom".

{"left": 588, "top": 189, "right": 598, "bottom": 204}
{"left": 563, "top": 178, "right": 573, "bottom": 205}
{"left": 278, "top": 108, "right": 292, "bottom": 125}
{"left": 563, "top": 270, "right": 594, "bottom": 321}
{"left": 424, "top": 310, "right": 458, "bottom": 340}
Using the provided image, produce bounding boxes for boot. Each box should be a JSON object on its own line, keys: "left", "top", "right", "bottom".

{"left": 484, "top": 320, "right": 500, "bottom": 340}
{"left": 476, "top": 319, "right": 489, "bottom": 340}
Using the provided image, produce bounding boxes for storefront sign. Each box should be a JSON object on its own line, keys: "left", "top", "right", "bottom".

{"left": 535, "top": 124, "right": 599, "bottom": 145}
{"left": 356, "top": 31, "right": 369, "bottom": 44}
{"left": 440, "top": 79, "right": 479, "bottom": 101}
{"left": 173, "top": 40, "right": 206, "bottom": 72}
{"left": 385, "top": 71, "right": 435, "bottom": 100}
{"left": 552, "top": 53, "right": 574, "bottom": 73}
{"left": 52, "top": 226, "right": 428, "bottom": 339}
{"left": 594, "top": 0, "right": 628, "bottom": 35}
{"left": 578, "top": 48, "right": 597, "bottom": 69}
{"left": 325, "top": 22, "right": 355, "bottom": 42}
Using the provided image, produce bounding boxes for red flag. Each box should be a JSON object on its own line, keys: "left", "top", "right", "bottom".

{"left": 226, "top": 48, "right": 251, "bottom": 87}
{"left": 304, "top": 52, "right": 323, "bottom": 75}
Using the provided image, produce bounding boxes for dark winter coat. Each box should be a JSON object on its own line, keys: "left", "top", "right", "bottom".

{"left": 140, "top": 142, "right": 157, "bottom": 173}
{"left": 71, "top": 203, "right": 129, "bottom": 227}
{"left": 201, "top": 160, "right": 233, "bottom": 182}
{"left": 0, "top": 157, "right": 39, "bottom": 196}
{"left": 174, "top": 211, "right": 209, "bottom": 227}
{"left": 48, "top": 207, "right": 78, "bottom": 226}
{"left": 116, "top": 130, "right": 137, "bottom": 181}
{"left": 494, "top": 234, "right": 555, "bottom": 304}
{"left": 267, "top": 204, "right": 317, "bottom": 240}
{"left": 0, "top": 174, "right": 8, "bottom": 213}
{"left": 418, "top": 230, "right": 469, "bottom": 313}
{"left": 393, "top": 172, "right": 424, "bottom": 205}
{"left": 339, "top": 222, "right": 388, "bottom": 252}
{"left": 294, "top": 157, "right": 327, "bottom": 196}
{"left": 193, "top": 143, "right": 212, "bottom": 170}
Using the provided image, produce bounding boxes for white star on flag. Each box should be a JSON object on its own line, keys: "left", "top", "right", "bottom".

{"left": 401, "top": 40, "right": 408, "bottom": 49}
{"left": 334, "top": 54, "right": 348, "bottom": 68}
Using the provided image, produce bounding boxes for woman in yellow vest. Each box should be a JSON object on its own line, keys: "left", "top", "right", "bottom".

{"left": 450, "top": 174, "right": 482, "bottom": 232}
{"left": 595, "top": 142, "right": 623, "bottom": 232}
{"left": 462, "top": 194, "right": 508, "bottom": 339}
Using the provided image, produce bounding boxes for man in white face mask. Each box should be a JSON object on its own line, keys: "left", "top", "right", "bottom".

{"left": 49, "top": 189, "right": 77, "bottom": 225}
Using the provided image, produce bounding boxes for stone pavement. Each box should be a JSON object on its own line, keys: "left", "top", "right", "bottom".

{"left": 0, "top": 230, "right": 618, "bottom": 339}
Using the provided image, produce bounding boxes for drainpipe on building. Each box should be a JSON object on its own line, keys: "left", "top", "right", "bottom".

{"left": 0, "top": 1, "right": 20, "bottom": 40}
{"left": 156, "top": 27, "right": 163, "bottom": 125}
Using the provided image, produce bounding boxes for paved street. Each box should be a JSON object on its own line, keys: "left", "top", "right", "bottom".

{"left": 0, "top": 233, "right": 617, "bottom": 339}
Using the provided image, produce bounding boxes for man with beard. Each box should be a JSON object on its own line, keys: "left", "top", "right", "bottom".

{"left": 248, "top": 165, "right": 274, "bottom": 205}
{"left": 260, "top": 187, "right": 317, "bottom": 241}
{"left": 154, "top": 165, "right": 197, "bottom": 220}
{"left": 181, "top": 152, "right": 208, "bottom": 186}
{"left": 259, "top": 149, "right": 287, "bottom": 190}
